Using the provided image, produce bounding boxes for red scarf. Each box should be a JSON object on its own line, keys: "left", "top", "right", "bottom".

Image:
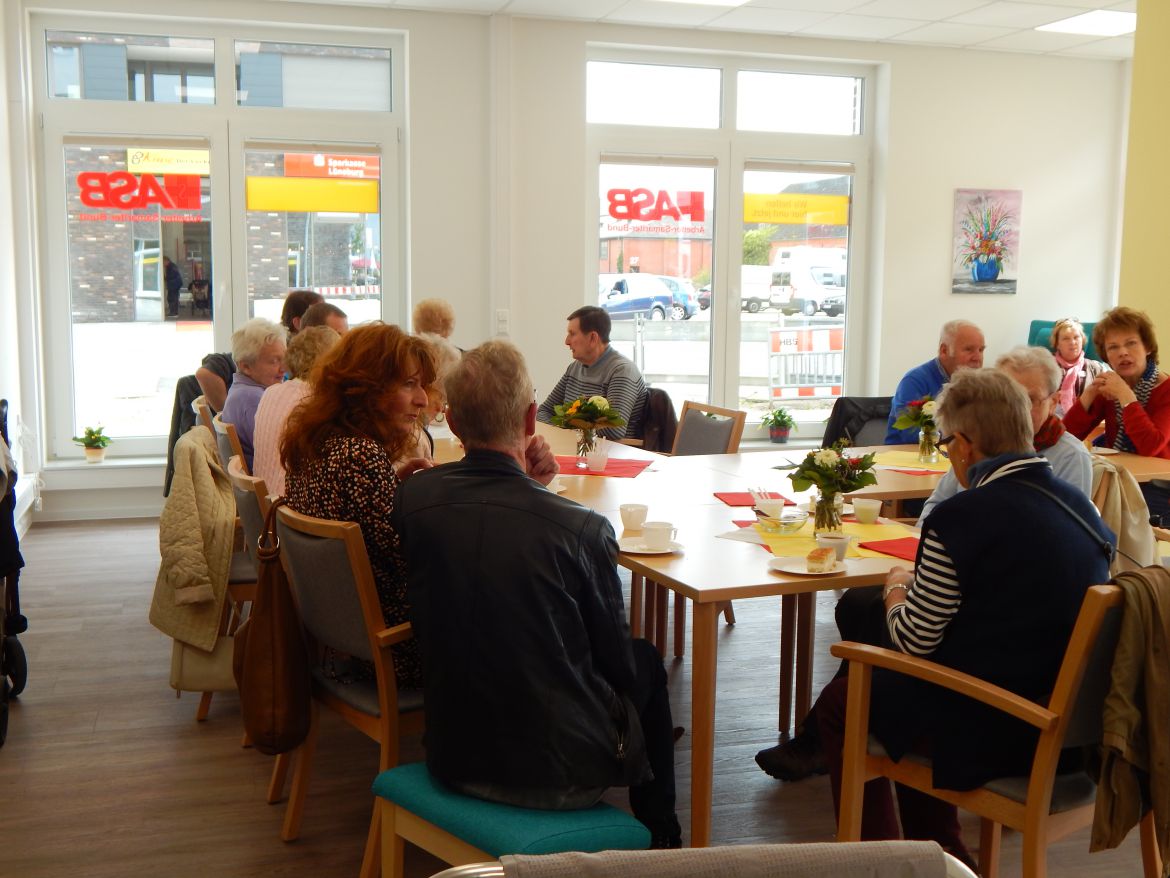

{"left": 1033, "top": 414, "right": 1066, "bottom": 452}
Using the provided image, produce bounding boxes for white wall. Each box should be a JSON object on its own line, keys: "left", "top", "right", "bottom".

{"left": 499, "top": 17, "right": 1127, "bottom": 397}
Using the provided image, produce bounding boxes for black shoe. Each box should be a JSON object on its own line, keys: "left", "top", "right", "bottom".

{"left": 647, "top": 814, "right": 683, "bottom": 849}
{"left": 672, "top": 726, "right": 685, "bottom": 743}
{"left": 754, "top": 731, "right": 827, "bottom": 781}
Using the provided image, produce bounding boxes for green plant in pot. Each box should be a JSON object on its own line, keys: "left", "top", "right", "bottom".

{"left": 762, "top": 408, "right": 796, "bottom": 443}
{"left": 73, "top": 426, "right": 112, "bottom": 463}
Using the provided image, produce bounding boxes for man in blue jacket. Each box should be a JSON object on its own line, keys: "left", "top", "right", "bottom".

{"left": 885, "top": 320, "right": 985, "bottom": 443}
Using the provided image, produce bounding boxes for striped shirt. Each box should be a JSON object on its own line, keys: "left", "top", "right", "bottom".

{"left": 887, "top": 455, "right": 1050, "bottom": 655}
{"left": 536, "top": 346, "right": 647, "bottom": 440}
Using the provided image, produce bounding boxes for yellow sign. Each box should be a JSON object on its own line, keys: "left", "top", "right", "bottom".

{"left": 127, "top": 148, "right": 211, "bottom": 176}
{"left": 743, "top": 193, "right": 849, "bottom": 226}
{"left": 245, "top": 177, "right": 379, "bottom": 213}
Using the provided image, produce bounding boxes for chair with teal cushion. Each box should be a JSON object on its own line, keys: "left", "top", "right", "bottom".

{"left": 1027, "top": 319, "right": 1099, "bottom": 360}
{"left": 374, "top": 762, "right": 650, "bottom": 878}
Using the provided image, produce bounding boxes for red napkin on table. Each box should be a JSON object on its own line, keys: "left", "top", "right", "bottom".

{"left": 890, "top": 469, "right": 938, "bottom": 476}
{"left": 554, "top": 456, "right": 653, "bottom": 478}
{"left": 714, "top": 491, "right": 795, "bottom": 507}
{"left": 858, "top": 537, "right": 920, "bottom": 562}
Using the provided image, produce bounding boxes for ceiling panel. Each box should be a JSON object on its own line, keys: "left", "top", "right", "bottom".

{"left": 704, "top": 7, "right": 835, "bottom": 33}
{"left": 886, "top": 21, "right": 1016, "bottom": 47}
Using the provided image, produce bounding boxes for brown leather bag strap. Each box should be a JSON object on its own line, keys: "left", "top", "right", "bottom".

{"left": 259, "top": 496, "right": 288, "bottom": 557}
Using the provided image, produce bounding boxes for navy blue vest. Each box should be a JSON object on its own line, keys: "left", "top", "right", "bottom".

{"left": 871, "top": 455, "right": 1115, "bottom": 790}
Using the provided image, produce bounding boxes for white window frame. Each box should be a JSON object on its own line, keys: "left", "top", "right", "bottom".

{"left": 29, "top": 12, "right": 406, "bottom": 461}
{"left": 585, "top": 47, "right": 874, "bottom": 429}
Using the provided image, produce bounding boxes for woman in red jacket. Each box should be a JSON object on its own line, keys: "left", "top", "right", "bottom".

{"left": 1064, "top": 306, "right": 1170, "bottom": 517}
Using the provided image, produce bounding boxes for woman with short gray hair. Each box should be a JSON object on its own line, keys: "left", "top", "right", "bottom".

{"left": 220, "top": 317, "right": 287, "bottom": 469}
{"left": 812, "top": 368, "right": 1114, "bottom": 864}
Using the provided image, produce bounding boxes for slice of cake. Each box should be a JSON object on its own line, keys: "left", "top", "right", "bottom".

{"left": 806, "top": 546, "right": 836, "bottom": 573}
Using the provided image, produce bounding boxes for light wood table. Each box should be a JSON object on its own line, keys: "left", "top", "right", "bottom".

{"left": 1092, "top": 449, "right": 1170, "bottom": 482}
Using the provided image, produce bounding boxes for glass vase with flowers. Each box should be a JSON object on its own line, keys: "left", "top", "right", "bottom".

{"left": 892, "top": 397, "right": 940, "bottom": 463}
{"left": 787, "top": 440, "right": 877, "bottom": 533}
{"left": 549, "top": 395, "right": 627, "bottom": 469}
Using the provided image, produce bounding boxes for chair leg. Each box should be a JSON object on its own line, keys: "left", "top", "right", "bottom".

{"left": 979, "top": 818, "right": 1002, "bottom": 878}
{"left": 721, "top": 600, "right": 736, "bottom": 625}
{"left": 267, "top": 751, "right": 292, "bottom": 804}
{"left": 1019, "top": 822, "right": 1047, "bottom": 878}
{"left": 195, "top": 691, "right": 213, "bottom": 722}
{"left": 360, "top": 803, "right": 380, "bottom": 878}
{"left": 380, "top": 799, "right": 405, "bottom": 878}
{"left": 281, "top": 704, "right": 320, "bottom": 841}
{"left": 673, "top": 592, "right": 685, "bottom": 658}
{"left": 1140, "top": 809, "right": 1162, "bottom": 878}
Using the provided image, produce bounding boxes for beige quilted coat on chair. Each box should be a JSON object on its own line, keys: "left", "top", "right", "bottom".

{"left": 149, "top": 426, "right": 235, "bottom": 651}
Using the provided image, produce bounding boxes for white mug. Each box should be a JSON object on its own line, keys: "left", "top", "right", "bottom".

{"left": 620, "top": 503, "right": 649, "bottom": 531}
{"left": 815, "top": 532, "right": 853, "bottom": 561}
{"left": 852, "top": 498, "right": 882, "bottom": 524}
{"left": 642, "top": 521, "right": 677, "bottom": 551}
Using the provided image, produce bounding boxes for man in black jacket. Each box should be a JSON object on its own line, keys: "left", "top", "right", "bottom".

{"left": 395, "top": 340, "right": 681, "bottom": 848}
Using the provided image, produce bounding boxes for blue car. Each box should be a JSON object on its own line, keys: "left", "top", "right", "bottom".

{"left": 598, "top": 273, "right": 696, "bottom": 321}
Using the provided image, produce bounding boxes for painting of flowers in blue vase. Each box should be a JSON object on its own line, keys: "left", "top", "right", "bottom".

{"left": 951, "top": 188, "right": 1021, "bottom": 294}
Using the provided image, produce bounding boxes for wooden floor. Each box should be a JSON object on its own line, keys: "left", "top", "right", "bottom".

{"left": 1, "top": 519, "right": 1148, "bottom": 877}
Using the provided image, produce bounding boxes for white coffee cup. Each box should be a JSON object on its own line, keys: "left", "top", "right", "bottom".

{"left": 642, "top": 521, "right": 677, "bottom": 551}
{"left": 620, "top": 503, "right": 649, "bottom": 531}
{"left": 852, "top": 498, "right": 882, "bottom": 524}
{"left": 815, "top": 532, "right": 853, "bottom": 561}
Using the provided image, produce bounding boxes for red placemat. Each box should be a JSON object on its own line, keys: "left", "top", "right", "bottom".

{"left": 554, "top": 456, "right": 653, "bottom": 478}
{"left": 889, "top": 469, "right": 938, "bottom": 476}
{"left": 715, "top": 491, "right": 795, "bottom": 507}
{"left": 858, "top": 537, "right": 920, "bottom": 561}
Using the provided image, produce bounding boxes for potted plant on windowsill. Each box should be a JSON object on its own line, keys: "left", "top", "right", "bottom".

{"left": 761, "top": 408, "right": 796, "bottom": 444}
{"left": 73, "top": 426, "right": 112, "bottom": 463}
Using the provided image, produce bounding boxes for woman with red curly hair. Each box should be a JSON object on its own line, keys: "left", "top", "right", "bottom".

{"left": 281, "top": 322, "right": 437, "bottom": 687}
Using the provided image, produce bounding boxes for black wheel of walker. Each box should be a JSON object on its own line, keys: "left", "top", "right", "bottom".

{"left": 4, "top": 636, "right": 25, "bottom": 697}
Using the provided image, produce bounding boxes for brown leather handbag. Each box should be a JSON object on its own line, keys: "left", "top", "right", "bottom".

{"left": 232, "top": 498, "right": 311, "bottom": 755}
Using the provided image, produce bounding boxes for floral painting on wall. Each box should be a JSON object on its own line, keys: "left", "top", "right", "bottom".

{"left": 951, "top": 188, "right": 1021, "bottom": 295}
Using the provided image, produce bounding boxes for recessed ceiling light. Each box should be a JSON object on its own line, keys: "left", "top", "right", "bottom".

{"left": 1036, "top": 10, "right": 1136, "bottom": 38}
{"left": 646, "top": 0, "right": 750, "bottom": 7}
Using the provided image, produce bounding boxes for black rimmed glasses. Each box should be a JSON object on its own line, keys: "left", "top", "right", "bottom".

{"left": 938, "top": 432, "right": 963, "bottom": 459}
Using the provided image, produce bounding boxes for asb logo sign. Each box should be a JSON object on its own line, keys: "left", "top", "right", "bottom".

{"left": 77, "top": 172, "right": 202, "bottom": 210}
{"left": 606, "top": 189, "right": 705, "bottom": 223}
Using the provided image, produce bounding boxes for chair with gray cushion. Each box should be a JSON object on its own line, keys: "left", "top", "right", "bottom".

{"left": 212, "top": 413, "right": 247, "bottom": 475}
{"left": 822, "top": 396, "right": 892, "bottom": 448}
{"left": 670, "top": 401, "right": 746, "bottom": 456}
{"left": 274, "top": 505, "right": 425, "bottom": 878}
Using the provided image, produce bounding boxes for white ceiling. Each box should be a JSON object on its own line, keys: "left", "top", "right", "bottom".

{"left": 296, "top": 0, "right": 1137, "bottom": 59}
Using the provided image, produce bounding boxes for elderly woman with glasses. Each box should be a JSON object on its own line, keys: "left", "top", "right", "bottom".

{"left": 1050, "top": 317, "right": 1107, "bottom": 417}
{"left": 809, "top": 369, "right": 1115, "bottom": 867}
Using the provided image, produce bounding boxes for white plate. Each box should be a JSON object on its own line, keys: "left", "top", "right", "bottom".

{"left": 1091, "top": 446, "right": 1119, "bottom": 455}
{"left": 768, "top": 557, "right": 847, "bottom": 576}
{"left": 618, "top": 537, "right": 683, "bottom": 555}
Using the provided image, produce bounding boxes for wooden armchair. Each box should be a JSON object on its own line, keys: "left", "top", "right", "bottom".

{"left": 274, "top": 505, "right": 425, "bottom": 878}
{"left": 832, "top": 584, "right": 1161, "bottom": 878}
{"left": 212, "top": 413, "right": 248, "bottom": 475}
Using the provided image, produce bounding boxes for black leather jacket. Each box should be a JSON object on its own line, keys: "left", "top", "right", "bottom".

{"left": 394, "top": 449, "right": 650, "bottom": 794}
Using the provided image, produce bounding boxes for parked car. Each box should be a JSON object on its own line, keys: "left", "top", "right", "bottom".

{"left": 597, "top": 273, "right": 694, "bottom": 321}
{"left": 656, "top": 276, "right": 699, "bottom": 320}
{"left": 820, "top": 289, "right": 845, "bottom": 317}
{"left": 741, "top": 264, "right": 772, "bottom": 313}
{"left": 698, "top": 285, "right": 711, "bottom": 310}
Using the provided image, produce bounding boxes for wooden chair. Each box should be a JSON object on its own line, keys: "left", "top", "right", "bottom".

{"left": 192, "top": 395, "right": 214, "bottom": 433}
{"left": 274, "top": 505, "right": 425, "bottom": 878}
{"left": 833, "top": 584, "right": 1161, "bottom": 878}
{"left": 212, "top": 413, "right": 248, "bottom": 475}
{"left": 639, "top": 401, "right": 745, "bottom": 658}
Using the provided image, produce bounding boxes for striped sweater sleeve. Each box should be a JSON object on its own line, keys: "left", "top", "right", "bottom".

{"left": 596, "top": 371, "right": 643, "bottom": 440}
{"left": 886, "top": 527, "right": 962, "bottom": 656}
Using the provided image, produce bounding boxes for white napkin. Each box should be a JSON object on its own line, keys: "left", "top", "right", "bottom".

{"left": 717, "top": 527, "right": 767, "bottom": 545}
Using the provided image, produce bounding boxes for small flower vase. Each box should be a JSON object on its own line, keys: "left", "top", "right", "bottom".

{"left": 814, "top": 491, "right": 843, "bottom": 534}
{"left": 576, "top": 428, "right": 597, "bottom": 468}
{"left": 83, "top": 446, "right": 106, "bottom": 464}
{"left": 918, "top": 425, "right": 940, "bottom": 464}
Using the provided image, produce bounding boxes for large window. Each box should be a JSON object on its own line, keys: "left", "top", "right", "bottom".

{"left": 35, "top": 17, "right": 403, "bottom": 461}
{"left": 588, "top": 52, "right": 869, "bottom": 439}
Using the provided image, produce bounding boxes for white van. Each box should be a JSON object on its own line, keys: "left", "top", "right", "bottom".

{"left": 769, "top": 247, "right": 847, "bottom": 316}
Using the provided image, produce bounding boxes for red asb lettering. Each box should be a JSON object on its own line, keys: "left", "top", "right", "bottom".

{"left": 77, "top": 172, "right": 202, "bottom": 210}
{"left": 606, "top": 188, "right": 705, "bottom": 223}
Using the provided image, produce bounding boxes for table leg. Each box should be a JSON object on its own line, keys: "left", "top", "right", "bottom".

{"left": 630, "top": 573, "right": 644, "bottom": 638}
{"left": 654, "top": 583, "right": 668, "bottom": 658}
{"left": 777, "top": 594, "right": 796, "bottom": 734}
{"left": 644, "top": 579, "right": 658, "bottom": 647}
{"left": 794, "top": 592, "right": 816, "bottom": 722}
{"left": 673, "top": 592, "right": 685, "bottom": 658}
{"left": 689, "top": 601, "right": 719, "bottom": 848}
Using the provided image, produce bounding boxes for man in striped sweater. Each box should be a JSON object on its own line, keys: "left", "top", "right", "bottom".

{"left": 536, "top": 306, "right": 647, "bottom": 441}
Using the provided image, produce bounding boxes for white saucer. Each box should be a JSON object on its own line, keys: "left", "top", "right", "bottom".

{"left": 1091, "top": 446, "right": 1119, "bottom": 455}
{"left": 768, "top": 557, "right": 846, "bottom": 576}
{"left": 618, "top": 537, "right": 683, "bottom": 555}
